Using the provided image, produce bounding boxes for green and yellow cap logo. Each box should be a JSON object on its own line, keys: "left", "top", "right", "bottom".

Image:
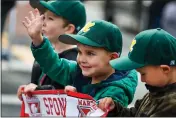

{"left": 129, "top": 39, "right": 136, "bottom": 52}
{"left": 81, "top": 22, "right": 95, "bottom": 32}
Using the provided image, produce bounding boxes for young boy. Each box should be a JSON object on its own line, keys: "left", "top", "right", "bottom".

{"left": 100, "top": 28, "right": 176, "bottom": 117}
{"left": 18, "top": 0, "right": 86, "bottom": 92}
{"left": 21, "top": 8, "right": 138, "bottom": 115}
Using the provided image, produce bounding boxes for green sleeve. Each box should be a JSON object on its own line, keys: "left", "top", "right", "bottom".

{"left": 94, "top": 70, "right": 138, "bottom": 107}
{"left": 31, "top": 37, "right": 77, "bottom": 86}
{"left": 94, "top": 86, "right": 129, "bottom": 107}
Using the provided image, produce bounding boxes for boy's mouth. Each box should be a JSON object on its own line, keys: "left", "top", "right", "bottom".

{"left": 80, "top": 65, "right": 91, "bottom": 70}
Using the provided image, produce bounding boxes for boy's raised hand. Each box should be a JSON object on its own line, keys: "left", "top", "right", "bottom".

{"left": 22, "top": 8, "right": 44, "bottom": 46}
{"left": 98, "top": 97, "right": 115, "bottom": 112}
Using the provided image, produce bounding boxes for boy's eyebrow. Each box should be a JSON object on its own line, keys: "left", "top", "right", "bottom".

{"left": 77, "top": 45, "right": 96, "bottom": 52}
{"left": 77, "top": 48, "right": 95, "bottom": 53}
{"left": 136, "top": 69, "right": 146, "bottom": 74}
{"left": 85, "top": 49, "right": 96, "bottom": 53}
{"left": 136, "top": 68, "right": 142, "bottom": 73}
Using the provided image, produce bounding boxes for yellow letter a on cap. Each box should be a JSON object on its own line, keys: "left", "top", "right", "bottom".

{"left": 129, "top": 39, "right": 136, "bottom": 52}
{"left": 81, "top": 22, "right": 95, "bottom": 33}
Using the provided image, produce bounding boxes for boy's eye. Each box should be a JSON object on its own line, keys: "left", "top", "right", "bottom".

{"left": 140, "top": 73, "right": 145, "bottom": 76}
{"left": 48, "top": 17, "right": 53, "bottom": 20}
{"left": 87, "top": 51, "right": 95, "bottom": 56}
{"left": 77, "top": 50, "right": 82, "bottom": 55}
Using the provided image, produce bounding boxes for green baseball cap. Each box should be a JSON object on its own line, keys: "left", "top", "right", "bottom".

{"left": 110, "top": 28, "right": 176, "bottom": 71}
{"left": 58, "top": 20, "right": 123, "bottom": 54}
{"left": 40, "top": 0, "right": 86, "bottom": 31}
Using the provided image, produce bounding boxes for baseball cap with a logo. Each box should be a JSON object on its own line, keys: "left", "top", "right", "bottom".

{"left": 58, "top": 20, "right": 123, "bottom": 55}
{"left": 40, "top": 0, "right": 86, "bottom": 31}
{"left": 110, "top": 28, "right": 176, "bottom": 71}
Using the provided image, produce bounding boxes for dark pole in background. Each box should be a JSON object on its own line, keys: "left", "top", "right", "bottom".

{"left": 135, "top": 0, "right": 142, "bottom": 32}
{"left": 104, "top": 0, "right": 115, "bottom": 23}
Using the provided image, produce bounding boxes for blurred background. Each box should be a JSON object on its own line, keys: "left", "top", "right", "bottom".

{"left": 1, "top": 0, "right": 176, "bottom": 117}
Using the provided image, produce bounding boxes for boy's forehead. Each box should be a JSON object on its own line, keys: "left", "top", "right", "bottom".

{"left": 136, "top": 67, "right": 145, "bottom": 72}
{"left": 136, "top": 65, "right": 160, "bottom": 72}
{"left": 77, "top": 43, "right": 106, "bottom": 52}
{"left": 77, "top": 43, "right": 97, "bottom": 50}
{"left": 45, "top": 10, "right": 59, "bottom": 18}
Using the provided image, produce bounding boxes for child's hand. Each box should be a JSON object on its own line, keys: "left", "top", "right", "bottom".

{"left": 22, "top": 8, "right": 44, "bottom": 46}
{"left": 23, "top": 83, "right": 38, "bottom": 93}
{"left": 98, "top": 97, "right": 115, "bottom": 112}
{"left": 64, "top": 85, "right": 77, "bottom": 93}
{"left": 17, "top": 84, "right": 27, "bottom": 101}
{"left": 17, "top": 83, "right": 38, "bottom": 101}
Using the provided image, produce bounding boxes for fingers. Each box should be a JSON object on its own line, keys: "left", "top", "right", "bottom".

{"left": 22, "top": 16, "right": 31, "bottom": 28}
{"left": 24, "top": 83, "right": 38, "bottom": 93}
{"left": 29, "top": 11, "right": 35, "bottom": 21}
{"left": 17, "top": 85, "right": 26, "bottom": 101}
{"left": 25, "top": 16, "right": 31, "bottom": 24}
{"left": 64, "top": 85, "right": 77, "bottom": 93}
{"left": 22, "top": 10, "right": 36, "bottom": 28}
{"left": 22, "top": 21, "right": 28, "bottom": 28}
{"left": 98, "top": 97, "right": 115, "bottom": 112}
{"left": 35, "top": 8, "right": 40, "bottom": 18}
{"left": 98, "top": 98, "right": 108, "bottom": 111}
{"left": 105, "top": 98, "right": 115, "bottom": 111}
{"left": 17, "top": 84, "right": 37, "bottom": 101}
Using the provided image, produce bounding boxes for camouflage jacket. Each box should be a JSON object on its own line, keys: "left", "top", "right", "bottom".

{"left": 109, "top": 83, "right": 176, "bottom": 117}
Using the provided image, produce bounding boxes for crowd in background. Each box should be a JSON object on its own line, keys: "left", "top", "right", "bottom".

{"left": 2, "top": 0, "right": 176, "bottom": 36}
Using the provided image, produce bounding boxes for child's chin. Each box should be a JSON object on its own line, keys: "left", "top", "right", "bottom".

{"left": 82, "top": 72, "right": 91, "bottom": 77}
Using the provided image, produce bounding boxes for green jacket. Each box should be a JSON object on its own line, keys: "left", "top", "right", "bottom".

{"left": 31, "top": 37, "right": 138, "bottom": 107}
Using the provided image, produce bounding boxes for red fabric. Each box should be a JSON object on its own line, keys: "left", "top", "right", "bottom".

{"left": 39, "top": 74, "right": 47, "bottom": 85}
{"left": 20, "top": 101, "right": 29, "bottom": 117}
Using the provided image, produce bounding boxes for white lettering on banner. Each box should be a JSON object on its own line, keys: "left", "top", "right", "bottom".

{"left": 43, "top": 97, "right": 66, "bottom": 116}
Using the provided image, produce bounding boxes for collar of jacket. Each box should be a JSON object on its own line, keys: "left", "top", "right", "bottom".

{"left": 145, "top": 82, "right": 176, "bottom": 95}
{"left": 82, "top": 70, "right": 129, "bottom": 97}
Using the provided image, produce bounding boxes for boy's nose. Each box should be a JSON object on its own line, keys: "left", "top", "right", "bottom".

{"left": 77, "top": 55, "right": 87, "bottom": 64}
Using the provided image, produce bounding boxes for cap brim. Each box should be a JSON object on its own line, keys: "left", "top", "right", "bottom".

{"left": 29, "top": 1, "right": 46, "bottom": 13}
{"left": 58, "top": 34, "right": 102, "bottom": 47}
{"left": 110, "top": 56, "right": 145, "bottom": 71}
{"left": 40, "top": 1, "right": 61, "bottom": 16}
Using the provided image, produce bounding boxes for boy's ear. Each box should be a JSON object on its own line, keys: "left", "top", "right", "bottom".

{"left": 65, "top": 24, "right": 76, "bottom": 34}
{"left": 110, "top": 52, "right": 119, "bottom": 60}
{"left": 160, "top": 65, "right": 171, "bottom": 74}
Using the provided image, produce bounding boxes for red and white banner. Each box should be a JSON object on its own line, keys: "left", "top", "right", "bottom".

{"left": 20, "top": 90, "right": 108, "bottom": 117}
